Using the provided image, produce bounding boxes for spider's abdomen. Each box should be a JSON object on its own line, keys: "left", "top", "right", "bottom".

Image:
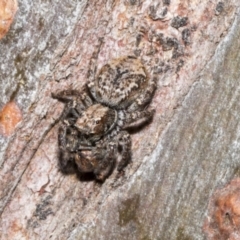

{"left": 95, "top": 56, "right": 149, "bottom": 109}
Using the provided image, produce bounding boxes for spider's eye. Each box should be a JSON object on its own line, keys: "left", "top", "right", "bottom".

{"left": 95, "top": 120, "right": 100, "bottom": 124}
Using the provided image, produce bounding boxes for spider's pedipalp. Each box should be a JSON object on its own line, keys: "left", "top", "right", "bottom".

{"left": 93, "top": 141, "right": 117, "bottom": 181}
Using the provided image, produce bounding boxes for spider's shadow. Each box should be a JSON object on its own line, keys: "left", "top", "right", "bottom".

{"left": 76, "top": 171, "right": 96, "bottom": 182}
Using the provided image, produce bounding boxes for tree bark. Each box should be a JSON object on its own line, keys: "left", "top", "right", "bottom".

{"left": 0, "top": 0, "right": 240, "bottom": 239}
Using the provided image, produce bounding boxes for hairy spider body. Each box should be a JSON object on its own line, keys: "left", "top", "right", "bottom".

{"left": 52, "top": 56, "right": 156, "bottom": 181}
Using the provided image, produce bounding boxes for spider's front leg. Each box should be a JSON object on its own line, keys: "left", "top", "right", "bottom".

{"left": 57, "top": 124, "right": 77, "bottom": 173}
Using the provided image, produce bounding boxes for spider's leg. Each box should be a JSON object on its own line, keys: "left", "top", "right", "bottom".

{"left": 52, "top": 88, "right": 93, "bottom": 108}
{"left": 53, "top": 89, "right": 94, "bottom": 124}
{"left": 120, "top": 109, "right": 155, "bottom": 129}
{"left": 86, "top": 38, "right": 103, "bottom": 100}
{"left": 57, "top": 124, "right": 76, "bottom": 173}
{"left": 93, "top": 141, "right": 117, "bottom": 181}
{"left": 128, "top": 74, "right": 157, "bottom": 111}
{"left": 58, "top": 105, "right": 81, "bottom": 125}
{"left": 64, "top": 107, "right": 80, "bottom": 119}
{"left": 116, "top": 131, "right": 131, "bottom": 171}
{"left": 51, "top": 89, "right": 82, "bottom": 102}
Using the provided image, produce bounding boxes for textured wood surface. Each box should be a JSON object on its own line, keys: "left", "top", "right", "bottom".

{"left": 0, "top": 1, "right": 240, "bottom": 239}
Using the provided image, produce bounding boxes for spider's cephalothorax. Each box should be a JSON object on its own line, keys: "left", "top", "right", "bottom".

{"left": 52, "top": 56, "right": 156, "bottom": 181}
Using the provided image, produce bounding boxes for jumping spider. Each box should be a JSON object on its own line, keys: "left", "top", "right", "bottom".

{"left": 52, "top": 56, "right": 156, "bottom": 181}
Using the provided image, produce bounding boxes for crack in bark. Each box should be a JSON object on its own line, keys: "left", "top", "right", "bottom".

{"left": 0, "top": 116, "right": 60, "bottom": 216}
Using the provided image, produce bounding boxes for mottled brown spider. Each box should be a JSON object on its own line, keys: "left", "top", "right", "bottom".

{"left": 52, "top": 56, "right": 156, "bottom": 181}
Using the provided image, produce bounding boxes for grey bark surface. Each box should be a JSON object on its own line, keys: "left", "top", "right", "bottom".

{"left": 1, "top": 1, "right": 240, "bottom": 240}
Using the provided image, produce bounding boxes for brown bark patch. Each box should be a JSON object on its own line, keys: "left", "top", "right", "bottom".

{"left": 0, "top": 101, "right": 22, "bottom": 136}
{"left": 204, "top": 178, "right": 240, "bottom": 240}
{"left": 0, "top": 0, "right": 18, "bottom": 39}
